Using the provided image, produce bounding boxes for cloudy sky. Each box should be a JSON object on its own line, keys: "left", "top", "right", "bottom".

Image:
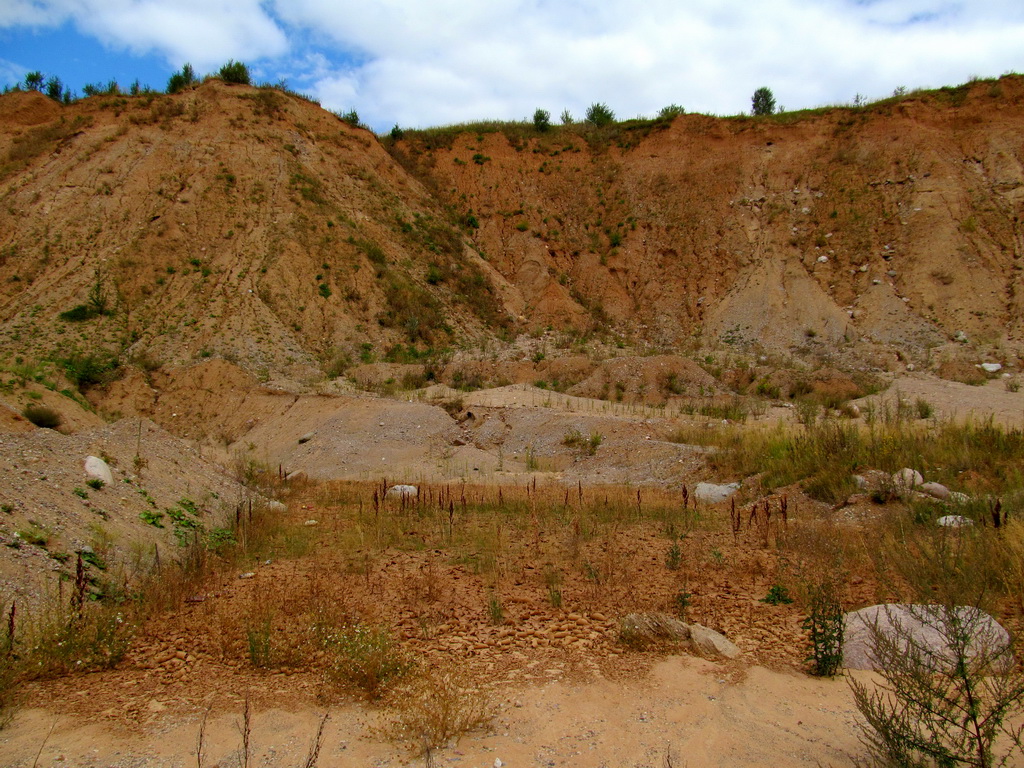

{"left": 1, "top": 1, "right": 1022, "bottom": 132}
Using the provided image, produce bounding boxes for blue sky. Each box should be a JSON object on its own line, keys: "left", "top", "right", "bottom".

{"left": 1, "top": 1, "right": 1022, "bottom": 133}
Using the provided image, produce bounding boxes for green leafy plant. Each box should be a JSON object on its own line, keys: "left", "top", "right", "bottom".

{"left": 658, "top": 104, "right": 686, "bottom": 119}
{"left": 803, "top": 581, "right": 843, "bottom": 676}
{"left": 86, "top": 478, "right": 104, "bottom": 491}
{"left": 665, "top": 541, "right": 682, "bottom": 571}
{"left": 761, "top": 584, "right": 794, "bottom": 605}
{"left": 139, "top": 509, "right": 165, "bottom": 527}
{"left": 533, "top": 108, "right": 551, "bottom": 132}
{"left": 72, "top": 488, "right": 88, "bottom": 499}
{"left": 486, "top": 593, "right": 504, "bottom": 625}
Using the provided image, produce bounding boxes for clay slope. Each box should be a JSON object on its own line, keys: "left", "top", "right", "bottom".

{"left": 395, "top": 75, "right": 1024, "bottom": 351}
{"left": 0, "top": 83, "right": 511, "bottom": 381}
{"left": 0, "top": 76, "right": 1022, "bottom": 396}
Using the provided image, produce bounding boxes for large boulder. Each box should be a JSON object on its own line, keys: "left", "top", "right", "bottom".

{"left": 620, "top": 613, "right": 740, "bottom": 660}
{"left": 843, "top": 604, "right": 1010, "bottom": 671}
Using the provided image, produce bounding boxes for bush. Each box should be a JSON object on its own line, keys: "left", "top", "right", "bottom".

{"left": 58, "top": 351, "right": 119, "bottom": 390}
{"left": 22, "top": 404, "right": 62, "bottom": 429}
{"left": 533, "top": 108, "right": 551, "bottom": 132}
{"left": 752, "top": 86, "right": 776, "bottom": 116}
{"left": 850, "top": 605, "right": 1024, "bottom": 767}
{"left": 382, "top": 665, "right": 493, "bottom": 754}
{"left": 167, "top": 63, "right": 198, "bottom": 94}
{"left": 218, "top": 60, "right": 251, "bottom": 85}
{"left": 658, "top": 104, "right": 686, "bottom": 119}
{"left": 316, "top": 622, "right": 411, "bottom": 700}
{"left": 585, "top": 102, "right": 615, "bottom": 126}
{"left": 339, "top": 109, "right": 360, "bottom": 127}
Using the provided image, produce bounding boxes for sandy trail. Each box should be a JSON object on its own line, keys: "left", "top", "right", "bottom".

{"left": 1, "top": 659, "right": 867, "bottom": 767}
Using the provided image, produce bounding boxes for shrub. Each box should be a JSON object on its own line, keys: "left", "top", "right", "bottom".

{"left": 533, "top": 108, "right": 551, "bottom": 132}
{"left": 22, "top": 404, "right": 62, "bottom": 429}
{"left": 382, "top": 665, "right": 493, "bottom": 754}
{"left": 317, "top": 622, "right": 411, "bottom": 700}
{"left": 339, "top": 109, "right": 360, "bottom": 127}
{"left": 752, "top": 86, "right": 776, "bottom": 116}
{"left": 585, "top": 102, "right": 615, "bottom": 127}
{"left": 658, "top": 104, "right": 686, "bottom": 119}
{"left": 59, "top": 351, "right": 119, "bottom": 389}
{"left": 850, "top": 605, "right": 1024, "bottom": 767}
{"left": 218, "top": 60, "right": 251, "bottom": 85}
{"left": 167, "top": 63, "right": 198, "bottom": 94}
{"left": 560, "top": 109, "right": 573, "bottom": 125}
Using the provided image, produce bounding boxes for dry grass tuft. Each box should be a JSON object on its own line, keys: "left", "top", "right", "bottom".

{"left": 379, "top": 663, "right": 494, "bottom": 754}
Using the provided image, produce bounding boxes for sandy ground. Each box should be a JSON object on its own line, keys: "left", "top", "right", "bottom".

{"left": 1, "top": 659, "right": 866, "bottom": 767}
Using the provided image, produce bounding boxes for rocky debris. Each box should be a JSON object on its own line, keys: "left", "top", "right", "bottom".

{"left": 919, "top": 482, "right": 950, "bottom": 500}
{"left": 83, "top": 455, "right": 113, "bottom": 485}
{"left": 843, "top": 604, "right": 1010, "bottom": 671}
{"left": 694, "top": 482, "right": 740, "bottom": 503}
{"left": 386, "top": 484, "right": 419, "bottom": 500}
{"left": 936, "top": 515, "right": 973, "bottom": 528}
{"left": 892, "top": 468, "right": 923, "bottom": 492}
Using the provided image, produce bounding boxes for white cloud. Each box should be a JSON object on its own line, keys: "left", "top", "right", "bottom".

{"left": 0, "top": 58, "right": 27, "bottom": 88}
{"left": 1, "top": 1, "right": 288, "bottom": 69}
{"left": 4, "top": 1, "right": 1023, "bottom": 129}
{"left": 270, "top": 0, "right": 1024, "bottom": 130}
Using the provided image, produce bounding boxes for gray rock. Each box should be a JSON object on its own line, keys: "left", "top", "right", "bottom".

{"left": 937, "top": 515, "right": 973, "bottom": 528}
{"left": 687, "top": 623, "right": 741, "bottom": 660}
{"left": 981, "top": 363, "right": 1003, "bottom": 374}
{"left": 949, "top": 491, "right": 971, "bottom": 504}
{"left": 285, "top": 470, "right": 308, "bottom": 483}
{"left": 853, "top": 474, "right": 868, "bottom": 490}
{"left": 954, "top": 330, "right": 969, "bottom": 343}
{"left": 844, "top": 604, "right": 1010, "bottom": 671}
{"left": 621, "top": 613, "right": 691, "bottom": 642}
{"left": 919, "top": 482, "right": 950, "bottom": 500}
{"left": 84, "top": 456, "right": 113, "bottom": 486}
{"left": 694, "top": 482, "right": 740, "bottom": 503}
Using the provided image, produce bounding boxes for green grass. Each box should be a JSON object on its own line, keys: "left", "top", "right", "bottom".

{"left": 672, "top": 417, "right": 1024, "bottom": 505}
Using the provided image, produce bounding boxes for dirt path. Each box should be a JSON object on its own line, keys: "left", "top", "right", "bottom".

{"left": 1, "top": 659, "right": 866, "bottom": 767}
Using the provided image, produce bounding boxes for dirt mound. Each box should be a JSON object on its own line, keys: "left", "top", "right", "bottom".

{"left": 569, "top": 355, "right": 719, "bottom": 403}
{"left": 0, "top": 419, "right": 255, "bottom": 606}
{"left": 0, "top": 90, "right": 62, "bottom": 127}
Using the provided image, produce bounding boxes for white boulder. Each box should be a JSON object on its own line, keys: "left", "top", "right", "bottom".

{"left": 693, "top": 482, "right": 740, "bottom": 503}
{"left": 386, "top": 484, "right": 419, "bottom": 500}
{"left": 937, "top": 515, "right": 974, "bottom": 528}
{"left": 84, "top": 456, "right": 113, "bottom": 486}
{"left": 844, "top": 604, "right": 1010, "bottom": 671}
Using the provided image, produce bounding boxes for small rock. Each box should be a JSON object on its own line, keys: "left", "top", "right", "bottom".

{"left": 981, "top": 363, "right": 1002, "bottom": 373}
{"left": 954, "top": 330, "right": 969, "bottom": 343}
{"left": 297, "top": 432, "right": 314, "bottom": 444}
{"left": 817, "top": 255, "right": 829, "bottom": 263}
{"left": 239, "top": 572, "right": 256, "bottom": 579}
{"left": 937, "top": 515, "right": 973, "bottom": 528}
{"left": 303, "top": 519, "right": 318, "bottom": 526}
